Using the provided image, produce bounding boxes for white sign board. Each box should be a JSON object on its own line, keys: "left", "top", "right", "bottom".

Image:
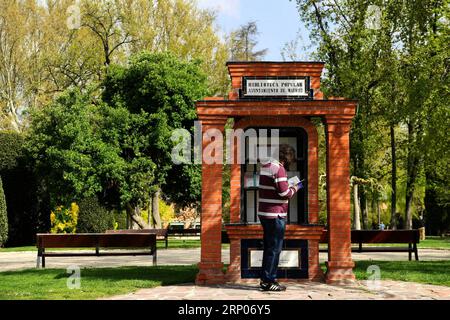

{"left": 250, "top": 250, "right": 300, "bottom": 268}
{"left": 244, "top": 79, "right": 308, "bottom": 97}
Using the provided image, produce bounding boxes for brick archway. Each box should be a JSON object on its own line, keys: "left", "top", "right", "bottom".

{"left": 222, "top": 116, "right": 323, "bottom": 282}
{"left": 230, "top": 116, "right": 319, "bottom": 224}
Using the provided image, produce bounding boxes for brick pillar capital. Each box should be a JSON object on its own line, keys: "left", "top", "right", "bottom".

{"left": 198, "top": 115, "right": 228, "bottom": 128}
{"left": 324, "top": 116, "right": 352, "bottom": 137}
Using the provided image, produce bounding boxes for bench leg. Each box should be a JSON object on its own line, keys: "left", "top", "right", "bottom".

{"left": 153, "top": 245, "right": 157, "bottom": 266}
{"left": 165, "top": 236, "right": 168, "bottom": 249}
{"left": 414, "top": 243, "right": 419, "bottom": 261}
{"left": 36, "top": 248, "right": 42, "bottom": 268}
{"left": 408, "top": 243, "right": 412, "bottom": 261}
{"left": 37, "top": 248, "right": 46, "bottom": 268}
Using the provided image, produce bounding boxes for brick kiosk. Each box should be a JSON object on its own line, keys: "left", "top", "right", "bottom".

{"left": 195, "top": 62, "right": 357, "bottom": 285}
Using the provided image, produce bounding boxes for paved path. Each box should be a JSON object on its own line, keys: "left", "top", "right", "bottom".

{"left": 1, "top": 248, "right": 450, "bottom": 271}
{"left": 101, "top": 279, "right": 450, "bottom": 300}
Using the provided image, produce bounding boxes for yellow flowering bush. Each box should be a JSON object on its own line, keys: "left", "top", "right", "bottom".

{"left": 50, "top": 202, "right": 79, "bottom": 234}
{"left": 141, "top": 199, "right": 175, "bottom": 225}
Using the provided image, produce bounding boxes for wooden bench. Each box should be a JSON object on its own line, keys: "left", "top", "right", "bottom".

{"left": 36, "top": 233, "right": 157, "bottom": 268}
{"left": 167, "top": 228, "right": 201, "bottom": 238}
{"left": 106, "top": 229, "right": 169, "bottom": 249}
{"left": 319, "top": 230, "right": 420, "bottom": 261}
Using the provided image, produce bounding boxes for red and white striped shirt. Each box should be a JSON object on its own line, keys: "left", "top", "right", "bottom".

{"left": 257, "top": 159, "right": 297, "bottom": 219}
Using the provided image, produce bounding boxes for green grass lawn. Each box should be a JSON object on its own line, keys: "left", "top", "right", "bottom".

{"left": 0, "top": 260, "right": 449, "bottom": 299}
{"left": 352, "top": 260, "right": 450, "bottom": 287}
{"left": 0, "top": 265, "right": 198, "bottom": 300}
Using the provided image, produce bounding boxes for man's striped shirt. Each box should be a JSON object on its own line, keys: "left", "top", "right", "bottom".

{"left": 258, "top": 159, "right": 297, "bottom": 219}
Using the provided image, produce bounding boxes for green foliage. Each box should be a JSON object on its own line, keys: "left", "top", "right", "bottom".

{"left": 158, "top": 199, "right": 175, "bottom": 223}
{"left": 0, "top": 131, "right": 47, "bottom": 245}
{"left": 77, "top": 197, "right": 115, "bottom": 233}
{"left": 25, "top": 88, "right": 156, "bottom": 211}
{"left": 25, "top": 89, "right": 111, "bottom": 205}
{"left": 0, "top": 132, "right": 24, "bottom": 171}
{"left": 0, "top": 176, "right": 8, "bottom": 246}
{"left": 50, "top": 203, "right": 78, "bottom": 234}
{"left": 141, "top": 198, "right": 175, "bottom": 225}
{"left": 296, "top": 0, "right": 449, "bottom": 232}
{"left": 103, "top": 52, "right": 208, "bottom": 207}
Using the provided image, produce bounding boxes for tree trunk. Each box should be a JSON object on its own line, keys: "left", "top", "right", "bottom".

{"left": 377, "top": 200, "right": 381, "bottom": 226}
{"left": 147, "top": 198, "right": 154, "bottom": 228}
{"left": 405, "top": 121, "right": 419, "bottom": 230}
{"left": 353, "top": 182, "right": 361, "bottom": 230}
{"left": 360, "top": 187, "right": 369, "bottom": 229}
{"left": 152, "top": 190, "right": 162, "bottom": 228}
{"left": 390, "top": 125, "right": 397, "bottom": 230}
{"left": 126, "top": 204, "right": 149, "bottom": 229}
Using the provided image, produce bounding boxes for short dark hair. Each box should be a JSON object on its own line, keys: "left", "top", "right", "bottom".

{"left": 278, "top": 144, "right": 296, "bottom": 166}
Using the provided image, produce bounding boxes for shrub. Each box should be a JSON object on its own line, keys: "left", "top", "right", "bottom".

{"left": 77, "top": 197, "right": 114, "bottom": 233}
{"left": 159, "top": 199, "right": 175, "bottom": 223}
{"left": 0, "top": 131, "right": 47, "bottom": 246}
{"left": 0, "top": 175, "right": 8, "bottom": 246}
{"left": 50, "top": 203, "right": 79, "bottom": 234}
{"left": 141, "top": 199, "right": 175, "bottom": 227}
{"left": 0, "top": 131, "right": 24, "bottom": 171}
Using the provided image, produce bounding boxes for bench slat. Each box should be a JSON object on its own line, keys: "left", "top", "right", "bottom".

{"left": 37, "top": 233, "right": 156, "bottom": 248}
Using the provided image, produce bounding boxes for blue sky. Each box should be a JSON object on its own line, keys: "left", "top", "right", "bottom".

{"left": 197, "top": 0, "right": 314, "bottom": 61}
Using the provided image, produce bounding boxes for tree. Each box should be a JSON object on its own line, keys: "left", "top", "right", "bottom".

{"left": 103, "top": 52, "right": 209, "bottom": 213}
{"left": 295, "top": 0, "right": 449, "bottom": 232}
{"left": 0, "top": 130, "right": 46, "bottom": 246}
{"left": 229, "top": 21, "right": 268, "bottom": 61}
{"left": 24, "top": 88, "right": 156, "bottom": 228}
{"left": 0, "top": 0, "right": 43, "bottom": 131}
{"left": 0, "top": 175, "right": 7, "bottom": 246}
{"left": 81, "top": 0, "right": 133, "bottom": 68}
{"left": 296, "top": 0, "right": 388, "bottom": 228}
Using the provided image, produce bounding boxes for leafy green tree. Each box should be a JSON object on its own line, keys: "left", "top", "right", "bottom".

{"left": 24, "top": 88, "right": 156, "bottom": 228}
{"left": 103, "top": 52, "right": 208, "bottom": 210}
{"left": 0, "top": 131, "right": 46, "bottom": 245}
{"left": 295, "top": 0, "right": 449, "bottom": 233}
{"left": 0, "top": 175, "right": 7, "bottom": 246}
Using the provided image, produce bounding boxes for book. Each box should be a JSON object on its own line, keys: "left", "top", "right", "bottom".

{"left": 288, "top": 176, "right": 300, "bottom": 187}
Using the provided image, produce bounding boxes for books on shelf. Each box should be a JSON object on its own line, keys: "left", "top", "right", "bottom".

{"left": 244, "top": 172, "right": 259, "bottom": 188}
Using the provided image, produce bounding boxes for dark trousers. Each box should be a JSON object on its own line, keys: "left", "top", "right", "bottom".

{"left": 260, "top": 216, "right": 286, "bottom": 283}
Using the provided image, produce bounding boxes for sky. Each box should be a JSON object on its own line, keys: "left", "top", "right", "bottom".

{"left": 197, "top": 0, "right": 314, "bottom": 61}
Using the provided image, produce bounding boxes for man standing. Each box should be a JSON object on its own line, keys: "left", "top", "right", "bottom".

{"left": 258, "top": 144, "right": 302, "bottom": 291}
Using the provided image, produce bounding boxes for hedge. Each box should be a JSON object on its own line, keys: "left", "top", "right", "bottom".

{"left": 0, "top": 175, "right": 8, "bottom": 246}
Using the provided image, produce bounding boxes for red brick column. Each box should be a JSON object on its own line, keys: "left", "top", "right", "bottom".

{"left": 324, "top": 116, "right": 355, "bottom": 284}
{"left": 195, "top": 117, "right": 227, "bottom": 285}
